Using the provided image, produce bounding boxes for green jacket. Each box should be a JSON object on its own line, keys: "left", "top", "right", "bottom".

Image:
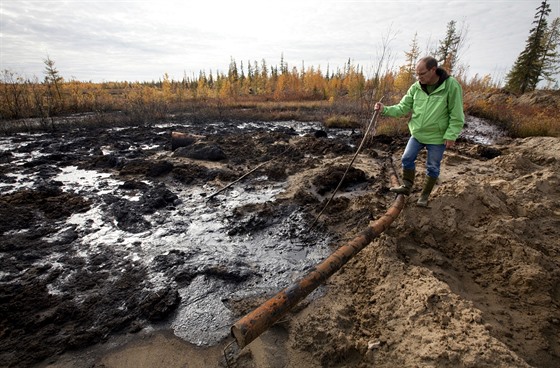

{"left": 382, "top": 70, "right": 465, "bottom": 144}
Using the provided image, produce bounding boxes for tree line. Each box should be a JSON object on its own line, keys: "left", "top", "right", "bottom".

{"left": 1, "top": 0, "right": 558, "bottom": 121}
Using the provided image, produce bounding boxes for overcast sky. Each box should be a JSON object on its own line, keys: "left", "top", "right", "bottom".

{"left": 1, "top": 0, "right": 559, "bottom": 84}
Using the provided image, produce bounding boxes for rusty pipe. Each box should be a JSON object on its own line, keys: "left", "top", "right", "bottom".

{"left": 171, "top": 131, "right": 205, "bottom": 151}
{"left": 231, "top": 170, "right": 405, "bottom": 349}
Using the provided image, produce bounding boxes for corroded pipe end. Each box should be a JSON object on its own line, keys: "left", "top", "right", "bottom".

{"left": 231, "top": 325, "right": 247, "bottom": 349}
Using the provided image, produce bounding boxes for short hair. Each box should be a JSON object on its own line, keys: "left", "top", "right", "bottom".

{"left": 419, "top": 56, "right": 438, "bottom": 70}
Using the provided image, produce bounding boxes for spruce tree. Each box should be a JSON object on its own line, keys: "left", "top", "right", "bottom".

{"left": 394, "top": 33, "right": 421, "bottom": 92}
{"left": 436, "top": 20, "right": 467, "bottom": 74}
{"left": 540, "top": 17, "right": 560, "bottom": 88}
{"left": 43, "top": 56, "right": 63, "bottom": 100}
{"left": 228, "top": 57, "right": 239, "bottom": 83}
{"left": 505, "top": 0, "right": 552, "bottom": 93}
{"left": 437, "top": 21, "right": 459, "bottom": 73}
{"left": 43, "top": 56, "right": 64, "bottom": 117}
{"left": 404, "top": 33, "right": 421, "bottom": 79}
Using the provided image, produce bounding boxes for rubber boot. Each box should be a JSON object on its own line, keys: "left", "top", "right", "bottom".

{"left": 417, "top": 176, "right": 438, "bottom": 207}
{"left": 390, "top": 169, "right": 415, "bottom": 195}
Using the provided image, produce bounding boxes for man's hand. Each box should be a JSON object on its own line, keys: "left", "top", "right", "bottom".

{"left": 374, "top": 102, "right": 384, "bottom": 112}
{"left": 445, "top": 140, "right": 455, "bottom": 149}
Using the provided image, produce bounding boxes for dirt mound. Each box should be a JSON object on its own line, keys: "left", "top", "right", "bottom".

{"left": 516, "top": 90, "right": 560, "bottom": 109}
{"left": 465, "top": 89, "right": 560, "bottom": 110}
{"left": 276, "top": 136, "right": 559, "bottom": 368}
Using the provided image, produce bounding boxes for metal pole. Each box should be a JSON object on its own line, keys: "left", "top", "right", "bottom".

{"left": 231, "top": 167, "right": 405, "bottom": 349}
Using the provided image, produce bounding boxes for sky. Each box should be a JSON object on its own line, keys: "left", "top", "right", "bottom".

{"left": 1, "top": 0, "right": 559, "bottom": 84}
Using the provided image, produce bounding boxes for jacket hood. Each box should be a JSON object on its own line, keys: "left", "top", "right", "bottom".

{"left": 420, "top": 68, "right": 450, "bottom": 94}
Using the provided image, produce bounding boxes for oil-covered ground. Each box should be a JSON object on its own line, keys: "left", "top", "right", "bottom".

{"left": 0, "top": 116, "right": 558, "bottom": 368}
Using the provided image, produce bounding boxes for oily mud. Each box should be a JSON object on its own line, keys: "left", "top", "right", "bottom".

{"left": 0, "top": 119, "right": 361, "bottom": 367}
{"left": 0, "top": 116, "right": 559, "bottom": 368}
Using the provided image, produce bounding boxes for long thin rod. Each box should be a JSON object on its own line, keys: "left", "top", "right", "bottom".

{"left": 207, "top": 160, "right": 270, "bottom": 199}
{"left": 207, "top": 146, "right": 290, "bottom": 199}
{"left": 309, "top": 98, "right": 384, "bottom": 229}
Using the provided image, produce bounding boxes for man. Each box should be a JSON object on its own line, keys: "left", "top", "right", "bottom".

{"left": 375, "top": 56, "right": 464, "bottom": 207}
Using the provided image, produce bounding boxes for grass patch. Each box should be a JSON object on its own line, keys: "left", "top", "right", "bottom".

{"left": 511, "top": 113, "right": 559, "bottom": 137}
{"left": 324, "top": 114, "right": 360, "bottom": 128}
{"left": 374, "top": 118, "right": 409, "bottom": 136}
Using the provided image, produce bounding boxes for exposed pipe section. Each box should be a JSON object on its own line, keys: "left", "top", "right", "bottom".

{"left": 231, "top": 167, "right": 405, "bottom": 349}
{"left": 171, "top": 131, "right": 204, "bottom": 151}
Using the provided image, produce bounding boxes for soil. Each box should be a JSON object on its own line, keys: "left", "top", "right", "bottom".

{"left": 0, "top": 115, "right": 559, "bottom": 368}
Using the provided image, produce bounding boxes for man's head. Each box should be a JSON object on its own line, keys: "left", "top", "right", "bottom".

{"left": 415, "top": 56, "right": 439, "bottom": 85}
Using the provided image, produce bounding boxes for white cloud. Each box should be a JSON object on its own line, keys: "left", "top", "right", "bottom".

{"left": 1, "top": 0, "right": 558, "bottom": 83}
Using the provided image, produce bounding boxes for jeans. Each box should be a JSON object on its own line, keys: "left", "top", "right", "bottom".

{"left": 401, "top": 136, "right": 446, "bottom": 178}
